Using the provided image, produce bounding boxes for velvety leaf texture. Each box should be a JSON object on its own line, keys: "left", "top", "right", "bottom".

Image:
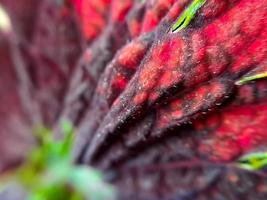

{"left": 0, "top": 0, "right": 267, "bottom": 199}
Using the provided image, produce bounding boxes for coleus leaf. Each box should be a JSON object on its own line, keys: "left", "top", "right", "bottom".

{"left": 72, "top": 0, "right": 111, "bottom": 43}
{"left": 81, "top": 0, "right": 267, "bottom": 164}
{"left": 73, "top": 0, "right": 185, "bottom": 160}
{"left": 57, "top": 0, "right": 135, "bottom": 127}
{"left": 1, "top": 0, "right": 267, "bottom": 199}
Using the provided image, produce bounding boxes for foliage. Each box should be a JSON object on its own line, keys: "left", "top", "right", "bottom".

{"left": 0, "top": 121, "right": 116, "bottom": 200}
{"left": 237, "top": 151, "right": 267, "bottom": 171}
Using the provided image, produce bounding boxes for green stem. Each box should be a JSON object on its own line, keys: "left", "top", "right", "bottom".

{"left": 235, "top": 72, "right": 267, "bottom": 85}
{"left": 172, "top": 0, "right": 206, "bottom": 32}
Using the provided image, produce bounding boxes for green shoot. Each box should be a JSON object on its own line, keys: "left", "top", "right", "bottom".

{"left": 0, "top": 120, "right": 116, "bottom": 200}
{"left": 237, "top": 152, "right": 267, "bottom": 171}
{"left": 235, "top": 72, "right": 267, "bottom": 85}
{"left": 172, "top": 0, "right": 206, "bottom": 32}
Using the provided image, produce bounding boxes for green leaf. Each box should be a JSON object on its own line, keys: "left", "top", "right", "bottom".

{"left": 27, "top": 183, "right": 70, "bottom": 200}
{"left": 235, "top": 72, "right": 267, "bottom": 85}
{"left": 172, "top": 0, "right": 206, "bottom": 32}
{"left": 237, "top": 152, "right": 267, "bottom": 170}
{"left": 60, "top": 120, "right": 75, "bottom": 158}
{"left": 0, "top": 122, "right": 116, "bottom": 200}
{"left": 69, "top": 167, "right": 116, "bottom": 200}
